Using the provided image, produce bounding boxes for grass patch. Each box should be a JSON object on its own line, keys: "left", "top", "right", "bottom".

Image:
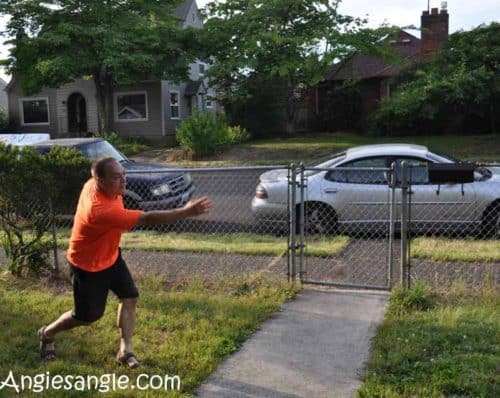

{"left": 161, "top": 133, "right": 500, "bottom": 166}
{"left": 358, "top": 283, "right": 499, "bottom": 397}
{"left": 411, "top": 237, "right": 500, "bottom": 262}
{"left": 0, "top": 273, "right": 299, "bottom": 397}
{"left": 53, "top": 230, "right": 350, "bottom": 257}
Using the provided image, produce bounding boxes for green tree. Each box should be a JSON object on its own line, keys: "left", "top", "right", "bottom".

{"left": 0, "top": 0, "right": 199, "bottom": 133}
{"left": 373, "top": 22, "right": 500, "bottom": 135}
{"left": 200, "top": 0, "right": 392, "bottom": 133}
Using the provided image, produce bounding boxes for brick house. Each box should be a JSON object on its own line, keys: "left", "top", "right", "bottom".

{"left": 313, "top": 5, "right": 449, "bottom": 131}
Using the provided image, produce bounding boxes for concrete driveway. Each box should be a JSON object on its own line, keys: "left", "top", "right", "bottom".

{"left": 196, "top": 288, "right": 388, "bottom": 398}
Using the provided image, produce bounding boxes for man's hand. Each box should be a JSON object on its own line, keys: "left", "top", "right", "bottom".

{"left": 136, "top": 196, "right": 212, "bottom": 226}
{"left": 183, "top": 196, "right": 212, "bottom": 217}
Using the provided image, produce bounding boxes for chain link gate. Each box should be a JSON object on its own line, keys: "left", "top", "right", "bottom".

{"left": 289, "top": 164, "right": 397, "bottom": 290}
{"left": 399, "top": 162, "right": 499, "bottom": 289}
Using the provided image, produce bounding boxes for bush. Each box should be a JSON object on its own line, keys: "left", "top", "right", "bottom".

{"left": 227, "top": 125, "right": 251, "bottom": 145}
{"left": 176, "top": 111, "right": 229, "bottom": 157}
{"left": 176, "top": 112, "right": 251, "bottom": 157}
{"left": 0, "top": 144, "right": 90, "bottom": 276}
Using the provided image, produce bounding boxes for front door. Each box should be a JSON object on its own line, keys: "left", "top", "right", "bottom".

{"left": 68, "top": 93, "right": 87, "bottom": 136}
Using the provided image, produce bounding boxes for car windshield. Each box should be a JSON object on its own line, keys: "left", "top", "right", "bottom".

{"left": 79, "top": 141, "right": 128, "bottom": 162}
{"left": 305, "top": 152, "right": 346, "bottom": 176}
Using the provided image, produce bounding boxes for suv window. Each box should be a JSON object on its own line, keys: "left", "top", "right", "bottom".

{"left": 79, "top": 141, "right": 127, "bottom": 161}
{"left": 325, "top": 157, "right": 388, "bottom": 184}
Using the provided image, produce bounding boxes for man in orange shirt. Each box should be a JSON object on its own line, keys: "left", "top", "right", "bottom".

{"left": 38, "top": 157, "right": 211, "bottom": 368}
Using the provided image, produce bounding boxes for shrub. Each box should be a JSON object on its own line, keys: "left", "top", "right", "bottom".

{"left": 176, "top": 111, "right": 229, "bottom": 157}
{"left": 227, "top": 125, "right": 251, "bottom": 145}
{"left": 0, "top": 144, "right": 90, "bottom": 276}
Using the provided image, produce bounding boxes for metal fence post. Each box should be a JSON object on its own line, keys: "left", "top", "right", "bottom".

{"left": 388, "top": 162, "right": 396, "bottom": 289}
{"left": 288, "top": 164, "right": 297, "bottom": 282}
{"left": 48, "top": 197, "right": 59, "bottom": 273}
{"left": 299, "top": 163, "right": 306, "bottom": 281}
{"left": 400, "top": 161, "right": 409, "bottom": 288}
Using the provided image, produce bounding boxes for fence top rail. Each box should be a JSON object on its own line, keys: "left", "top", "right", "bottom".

{"left": 303, "top": 166, "right": 391, "bottom": 172}
{"left": 124, "top": 165, "right": 289, "bottom": 174}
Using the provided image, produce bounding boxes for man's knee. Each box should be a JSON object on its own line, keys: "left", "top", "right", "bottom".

{"left": 73, "top": 310, "right": 105, "bottom": 324}
{"left": 120, "top": 297, "right": 138, "bottom": 308}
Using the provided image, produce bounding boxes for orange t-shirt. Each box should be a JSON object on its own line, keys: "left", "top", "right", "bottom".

{"left": 67, "top": 179, "right": 143, "bottom": 272}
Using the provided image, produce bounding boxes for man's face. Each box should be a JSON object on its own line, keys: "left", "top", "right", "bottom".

{"left": 97, "top": 160, "right": 126, "bottom": 198}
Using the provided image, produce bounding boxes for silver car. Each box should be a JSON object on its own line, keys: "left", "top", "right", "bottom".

{"left": 251, "top": 144, "right": 500, "bottom": 237}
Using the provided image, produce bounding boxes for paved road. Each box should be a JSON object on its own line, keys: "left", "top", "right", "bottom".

{"left": 196, "top": 288, "right": 389, "bottom": 398}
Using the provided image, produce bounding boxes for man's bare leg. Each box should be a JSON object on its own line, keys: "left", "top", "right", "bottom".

{"left": 39, "top": 311, "right": 90, "bottom": 360}
{"left": 116, "top": 298, "right": 139, "bottom": 367}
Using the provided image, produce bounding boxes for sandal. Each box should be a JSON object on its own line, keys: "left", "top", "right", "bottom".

{"left": 116, "top": 351, "right": 140, "bottom": 369}
{"left": 38, "top": 326, "right": 56, "bottom": 361}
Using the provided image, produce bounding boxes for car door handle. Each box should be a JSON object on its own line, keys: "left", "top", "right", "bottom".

{"left": 324, "top": 189, "right": 338, "bottom": 194}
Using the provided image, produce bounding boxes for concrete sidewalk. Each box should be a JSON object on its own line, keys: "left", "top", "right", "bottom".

{"left": 196, "top": 288, "right": 388, "bottom": 398}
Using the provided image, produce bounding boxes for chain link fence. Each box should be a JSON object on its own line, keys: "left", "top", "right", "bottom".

{"left": 400, "top": 162, "right": 500, "bottom": 289}
{"left": 1, "top": 162, "right": 498, "bottom": 289}
{"left": 0, "top": 167, "right": 292, "bottom": 279}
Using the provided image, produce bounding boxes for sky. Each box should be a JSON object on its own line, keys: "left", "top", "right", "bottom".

{"left": 1, "top": 0, "right": 499, "bottom": 83}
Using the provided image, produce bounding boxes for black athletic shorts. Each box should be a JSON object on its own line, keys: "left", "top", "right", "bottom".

{"left": 69, "top": 250, "right": 139, "bottom": 322}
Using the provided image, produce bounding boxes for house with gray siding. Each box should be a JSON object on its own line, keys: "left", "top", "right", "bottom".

{"left": 4, "top": 0, "right": 218, "bottom": 144}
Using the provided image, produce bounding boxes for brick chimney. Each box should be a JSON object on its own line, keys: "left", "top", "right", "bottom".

{"left": 421, "top": 2, "right": 449, "bottom": 57}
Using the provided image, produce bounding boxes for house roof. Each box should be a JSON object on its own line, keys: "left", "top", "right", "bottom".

{"left": 173, "top": 0, "right": 195, "bottom": 20}
{"left": 184, "top": 80, "right": 206, "bottom": 96}
{"left": 326, "top": 31, "right": 422, "bottom": 81}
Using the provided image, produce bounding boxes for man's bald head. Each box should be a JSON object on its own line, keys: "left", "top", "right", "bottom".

{"left": 92, "top": 157, "right": 126, "bottom": 198}
{"left": 92, "top": 157, "right": 119, "bottom": 179}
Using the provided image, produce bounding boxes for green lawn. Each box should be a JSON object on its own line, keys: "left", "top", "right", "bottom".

{"left": 411, "top": 237, "right": 500, "bottom": 262}
{"left": 163, "top": 133, "right": 500, "bottom": 166}
{"left": 0, "top": 273, "right": 299, "bottom": 397}
{"left": 53, "top": 230, "right": 350, "bottom": 257}
{"left": 358, "top": 283, "right": 500, "bottom": 397}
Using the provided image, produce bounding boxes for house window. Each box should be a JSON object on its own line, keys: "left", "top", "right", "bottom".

{"left": 20, "top": 97, "right": 50, "bottom": 125}
{"left": 170, "top": 92, "right": 180, "bottom": 119}
{"left": 114, "top": 91, "right": 148, "bottom": 122}
{"left": 206, "top": 97, "right": 213, "bottom": 108}
{"left": 198, "top": 63, "right": 205, "bottom": 76}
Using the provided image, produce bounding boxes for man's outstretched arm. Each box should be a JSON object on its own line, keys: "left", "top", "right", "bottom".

{"left": 136, "top": 196, "right": 212, "bottom": 226}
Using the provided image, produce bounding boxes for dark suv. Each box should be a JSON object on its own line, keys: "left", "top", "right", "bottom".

{"left": 31, "top": 138, "right": 195, "bottom": 210}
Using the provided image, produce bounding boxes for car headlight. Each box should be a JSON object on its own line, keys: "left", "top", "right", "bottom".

{"left": 255, "top": 184, "right": 268, "bottom": 199}
{"left": 185, "top": 173, "right": 192, "bottom": 185}
{"left": 151, "top": 183, "right": 171, "bottom": 196}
